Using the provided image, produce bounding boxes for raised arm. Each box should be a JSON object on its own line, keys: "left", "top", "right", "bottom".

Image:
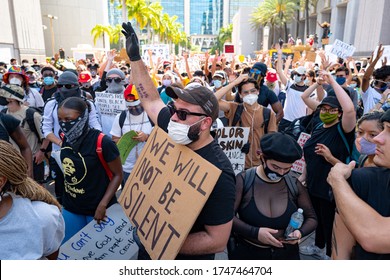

{"left": 122, "top": 22, "right": 165, "bottom": 125}
{"left": 275, "top": 44, "right": 288, "bottom": 86}
{"left": 301, "top": 83, "right": 321, "bottom": 111}
{"left": 362, "top": 44, "right": 384, "bottom": 92}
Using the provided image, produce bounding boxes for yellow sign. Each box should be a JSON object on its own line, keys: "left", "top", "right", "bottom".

{"left": 238, "top": 55, "right": 245, "bottom": 62}
{"left": 119, "top": 127, "right": 221, "bottom": 260}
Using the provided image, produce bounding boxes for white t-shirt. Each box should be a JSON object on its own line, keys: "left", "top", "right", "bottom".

{"left": 362, "top": 86, "right": 382, "bottom": 114}
{"left": 110, "top": 110, "right": 153, "bottom": 173}
{"left": 283, "top": 80, "right": 309, "bottom": 122}
{"left": 0, "top": 193, "right": 64, "bottom": 259}
{"left": 24, "top": 88, "right": 44, "bottom": 108}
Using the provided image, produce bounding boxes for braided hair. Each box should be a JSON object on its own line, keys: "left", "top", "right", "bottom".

{"left": 0, "top": 140, "right": 61, "bottom": 210}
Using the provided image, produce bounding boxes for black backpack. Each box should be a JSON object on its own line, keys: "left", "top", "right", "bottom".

{"left": 231, "top": 104, "right": 271, "bottom": 134}
{"left": 2, "top": 107, "right": 42, "bottom": 143}
{"left": 284, "top": 110, "right": 321, "bottom": 141}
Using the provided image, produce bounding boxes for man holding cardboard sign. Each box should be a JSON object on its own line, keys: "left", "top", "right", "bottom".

{"left": 121, "top": 22, "right": 236, "bottom": 260}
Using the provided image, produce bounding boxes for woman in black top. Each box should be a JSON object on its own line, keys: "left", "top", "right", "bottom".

{"left": 58, "top": 97, "right": 123, "bottom": 243}
{"left": 229, "top": 132, "right": 317, "bottom": 260}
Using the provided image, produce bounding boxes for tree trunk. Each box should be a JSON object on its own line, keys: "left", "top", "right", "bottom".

{"left": 284, "top": 22, "right": 288, "bottom": 42}
{"left": 305, "top": 0, "right": 309, "bottom": 38}
{"left": 296, "top": 10, "right": 300, "bottom": 38}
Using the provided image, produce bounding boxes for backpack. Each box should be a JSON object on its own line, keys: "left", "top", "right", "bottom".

{"left": 118, "top": 110, "right": 154, "bottom": 135}
{"left": 284, "top": 110, "right": 320, "bottom": 140}
{"left": 231, "top": 104, "right": 271, "bottom": 134}
{"left": 1, "top": 107, "right": 42, "bottom": 143}
{"left": 96, "top": 132, "right": 113, "bottom": 180}
{"left": 240, "top": 167, "right": 298, "bottom": 205}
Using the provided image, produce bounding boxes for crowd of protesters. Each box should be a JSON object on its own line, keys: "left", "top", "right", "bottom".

{"left": 0, "top": 20, "right": 389, "bottom": 260}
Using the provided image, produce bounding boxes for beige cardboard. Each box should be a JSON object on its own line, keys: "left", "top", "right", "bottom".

{"left": 119, "top": 127, "right": 221, "bottom": 260}
{"left": 292, "top": 51, "right": 301, "bottom": 63}
{"left": 306, "top": 51, "right": 317, "bottom": 62}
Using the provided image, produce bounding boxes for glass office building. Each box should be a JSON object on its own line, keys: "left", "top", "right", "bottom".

{"left": 228, "top": 0, "right": 259, "bottom": 23}
{"left": 160, "top": 0, "right": 185, "bottom": 28}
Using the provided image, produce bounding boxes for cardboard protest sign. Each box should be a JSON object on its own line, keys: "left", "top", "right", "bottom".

{"left": 215, "top": 127, "right": 249, "bottom": 175}
{"left": 306, "top": 51, "right": 317, "bottom": 62}
{"left": 117, "top": 130, "right": 139, "bottom": 164}
{"left": 291, "top": 132, "right": 311, "bottom": 174}
{"left": 329, "top": 39, "right": 356, "bottom": 59}
{"left": 118, "top": 127, "right": 221, "bottom": 260}
{"left": 58, "top": 204, "right": 138, "bottom": 260}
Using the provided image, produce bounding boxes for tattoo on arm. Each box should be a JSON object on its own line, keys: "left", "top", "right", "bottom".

{"left": 136, "top": 83, "right": 149, "bottom": 99}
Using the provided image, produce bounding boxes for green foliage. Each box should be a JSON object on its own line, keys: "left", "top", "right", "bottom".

{"left": 210, "top": 24, "right": 233, "bottom": 54}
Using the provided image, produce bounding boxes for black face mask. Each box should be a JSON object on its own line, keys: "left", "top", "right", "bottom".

{"left": 187, "top": 120, "right": 203, "bottom": 142}
{"left": 262, "top": 160, "right": 286, "bottom": 182}
{"left": 60, "top": 87, "right": 80, "bottom": 99}
{"left": 128, "top": 105, "right": 144, "bottom": 116}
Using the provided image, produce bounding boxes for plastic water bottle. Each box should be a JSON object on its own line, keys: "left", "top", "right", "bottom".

{"left": 285, "top": 208, "right": 304, "bottom": 238}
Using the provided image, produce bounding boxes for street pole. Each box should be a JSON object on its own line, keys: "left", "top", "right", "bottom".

{"left": 46, "top": 15, "right": 58, "bottom": 56}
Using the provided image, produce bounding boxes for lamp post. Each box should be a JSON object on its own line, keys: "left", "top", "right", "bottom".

{"left": 263, "top": 26, "right": 270, "bottom": 51}
{"left": 46, "top": 14, "right": 58, "bottom": 56}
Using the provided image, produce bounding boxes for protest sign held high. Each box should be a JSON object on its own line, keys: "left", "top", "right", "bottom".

{"left": 58, "top": 204, "right": 138, "bottom": 260}
{"left": 215, "top": 126, "right": 249, "bottom": 175}
{"left": 291, "top": 132, "right": 311, "bottom": 174}
{"left": 119, "top": 127, "right": 221, "bottom": 260}
{"left": 329, "top": 39, "right": 356, "bottom": 59}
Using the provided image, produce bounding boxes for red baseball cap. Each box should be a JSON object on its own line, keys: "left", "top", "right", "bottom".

{"left": 266, "top": 71, "right": 278, "bottom": 83}
{"left": 78, "top": 71, "right": 92, "bottom": 83}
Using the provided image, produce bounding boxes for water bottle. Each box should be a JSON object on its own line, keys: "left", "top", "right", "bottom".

{"left": 285, "top": 208, "right": 304, "bottom": 238}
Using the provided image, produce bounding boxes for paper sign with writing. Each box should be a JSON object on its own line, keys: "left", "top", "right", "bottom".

{"left": 291, "top": 132, "right": 311, "bottom": 174}
{"left": 95, "top": 91, "right": 126, "bottom": 117}
{"left": 215, "top": 127, "right": 249, "bottom": 175}
{"left": 329, "top": 39, "right": 356, "bottom": 59}
{"left": 58, "top": 204, "right": 138, "bottom": 260}
{"left": 118, "top": 127, "right": 221, "bottom": 260}
{"left": 141, "top": 44, "right": 169, "bottom": 65}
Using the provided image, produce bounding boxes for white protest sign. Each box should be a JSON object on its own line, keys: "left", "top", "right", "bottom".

{"left": 95, "top": 91, "right": 126, "bottom": 117}
{"left": 58, "top": 204, "right": 138, "bottom": 260}
{"left": 329, "top": 39, "right": 356, "bottom": 59}
{"left": 291, "top": 132, "right": 311, "bottom": 174}
{"left": 215, "top": 127, "right": 249, "bottom": 175}
{"left": 373, "top": 45, "right": 390, "bottom": 67}
{"left": 118, "top": 127, "right": 221, "bottom": 260}
{"left": 324, "top": 45, "right": 338, "bottom": 63}
{"left": 141, "top": 44, "right": 169, "bottom": 65}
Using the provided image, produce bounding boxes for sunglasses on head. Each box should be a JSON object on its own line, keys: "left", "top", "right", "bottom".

{"left": 168, "top": 104, "right": 208, "bottom": 121}
{"left": 250, "top": 69, "right": 262, "bottom": 75}
{"left": 57, "top": 84, "right": 77, "bottom": 89}
{"left": 106, "top": 77, "right": 123, "bottom": 83}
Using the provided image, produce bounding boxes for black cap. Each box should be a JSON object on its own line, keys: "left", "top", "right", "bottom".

{"left": 260, "top": 132, "right": 302, "bottom": 163}
{"left": 252, "top": 62, "right": 267, "bottom": 76}
{"left": 165, "top": 85, "right": 219, "bottom": 121}
{"left": 381, "top": 109, "right": 390, "bottom": 123}
{"left": 318, "top": 96, "right": 341, "bottom": 109}
{"left": 193, "top": 70, "right": 205, "bottom": 77}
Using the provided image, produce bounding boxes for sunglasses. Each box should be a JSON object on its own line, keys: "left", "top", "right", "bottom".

{"left": 106, "top": 77, "right": 123, "bottom": 83}
{"left": 296, "top": 73, "right": 306, "bottom": 77}
{"left": 168, "top": 104, "right": 208, "bottom": 121}
{"left": 57, "top": 84, "right": 77, "bottom": 89}
{"left": 250, "top": 69, "right": 262, "bottom": 75}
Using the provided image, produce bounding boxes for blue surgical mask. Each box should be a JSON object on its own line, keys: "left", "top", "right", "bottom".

{"left": 336, "top": 77, "right": 346, "bottom": 85}
{"left": 294, "top": 76, "right": 302, "bottom": 83}
{"left": 359, "top": 137, "right": 376, "bottom": 155}
{"left": 213, "top": 80, "right": 222, "bottom": 88}
{"left": 43, "top": 76, "right": 55, "bottom": 86}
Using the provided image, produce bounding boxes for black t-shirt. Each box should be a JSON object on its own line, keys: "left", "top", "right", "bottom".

{"left": 349, "top": 167, "right": 390, "bottom": 260}
{"left": 257, "top": 84, "right": 279, "bottom": 107}
{"left": 61, "top": 129, "right": 119, "bottom": 216}
{"left": 303, "top": 122, "right": 355, "bottom": 201}
{"left": 0, "top": 113, "right": 20, "bottom": 141}
{"left": 41, "top": 86, "right": 58, "bottom": 103}
{"left": 158, "top": 107, "right": 236, "bottom": 259}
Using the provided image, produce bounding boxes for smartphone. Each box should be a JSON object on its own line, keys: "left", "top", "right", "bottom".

{"left": 279, "top": 236, "right": 299, "bottom": 241}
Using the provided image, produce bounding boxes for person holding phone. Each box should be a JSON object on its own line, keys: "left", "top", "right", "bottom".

{"left": 229, "top": 132, "right": 317, "bottom": 260}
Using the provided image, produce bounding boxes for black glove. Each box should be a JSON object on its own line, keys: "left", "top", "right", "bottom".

{"left": 121, "top": 22, "right": 141, "bottom": 61}
{"left": 241, "top": 142, "right": 250, "bottom": 154}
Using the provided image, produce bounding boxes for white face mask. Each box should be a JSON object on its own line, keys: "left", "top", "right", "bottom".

{"left": 243, "top": 93, "right": 258, "bottom": 105}
{"left": 125, "top": 100, "right": 140, "bottom": 107}
{"left": 304, "top": 78, "right": 311, "bottom": 86}
{"left": 162, "top": 79, "right": 172, "bottom": 87}
{"left": 167, "top": 118, "right": 204, "bottom": 145}
{"left": 294, "top": 75, "right": 302, "bottom": 83}
{"left": 9, "top": 77, "right": 22, "bottom": 86}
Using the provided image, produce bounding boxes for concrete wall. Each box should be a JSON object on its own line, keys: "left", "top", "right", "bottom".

{"left": 232, "top": 7, "right": 260, "bottom": 56}
{"left": 40, "top": 0, "right": 109, "bottom": 58}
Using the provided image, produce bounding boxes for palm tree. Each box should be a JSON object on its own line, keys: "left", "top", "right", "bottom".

{"left": 91, "top": 24, "right": 123, "bottom": 48}
{"left": 211, "top": 24, "right": 233, "bottom": 54}
{"left": 251, "top": 0, "right": 298, "bottom": 44}
{"left": 299, "top": 0, "right": 318, "bottom": 38}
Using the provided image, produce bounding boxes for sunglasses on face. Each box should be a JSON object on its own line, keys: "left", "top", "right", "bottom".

{"left": 320, "top": 107, "right": 339, "bottom": 114}
{"left": 168, "top": 104, "right": 208, "bottom": 121}
{"left": 296, "top": 74, "right": 306, "bottom": 77}
{"left": 57, "top": 84, "right": 77, "bottom": 89}
{"left": 106, "top": 77, "right": 123, "bottom": 83}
